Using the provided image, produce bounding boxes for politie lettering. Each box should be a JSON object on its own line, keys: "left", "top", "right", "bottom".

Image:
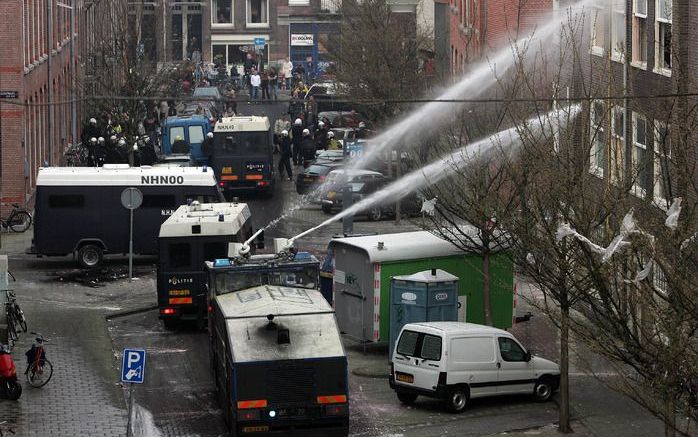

{"left": 141, "top": 176, "right": 185, "bottom": 185}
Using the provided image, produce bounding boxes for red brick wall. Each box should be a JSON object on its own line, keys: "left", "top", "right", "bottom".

{"left": 1, "top": 0, "right": 78, "bottom": 212}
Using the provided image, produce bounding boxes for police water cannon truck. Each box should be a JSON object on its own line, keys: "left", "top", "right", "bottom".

{"left": 206, "top": 240, "right": 349, "bottom": 436}
{"left": 156, "top": 200, "right": 254, "bottom": 328}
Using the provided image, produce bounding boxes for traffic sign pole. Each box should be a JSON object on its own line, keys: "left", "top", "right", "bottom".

{"left": 120, "top": 188, "right": 143, "bottom": 281}
{"left": 126, "top": 384, "right": 134, "bottom": 437}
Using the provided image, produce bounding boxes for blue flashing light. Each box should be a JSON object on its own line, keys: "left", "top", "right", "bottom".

{"left": 294, "top": 252, "right": 312, "bottom": 261}
{"left": 214, "top": 258, "right": 232, "bottom": 267}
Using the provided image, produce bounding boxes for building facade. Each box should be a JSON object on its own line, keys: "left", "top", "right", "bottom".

{"left": 580, "top": 0, "right": 693, "bottom": 208}
{"left": 127, "top": 0, "right": 341, "bottom": 73}
{"left": 1, "top": 0, "right": 84, "bottom": 210}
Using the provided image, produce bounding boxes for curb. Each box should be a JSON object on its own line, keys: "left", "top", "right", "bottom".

{"left": 105, "top": 305, "right": 158, "bottom": 321}
{"left": 352, "top": 366, "right": 390, "bottom": 379}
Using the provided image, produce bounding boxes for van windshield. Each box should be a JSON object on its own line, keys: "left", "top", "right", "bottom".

{"left": 396, "top": 330, "right": 442, "bottom": 361}
{"left": 214, "top": 132, "right": 269, "bottom": 156}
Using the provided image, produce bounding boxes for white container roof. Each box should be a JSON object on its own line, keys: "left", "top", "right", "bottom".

{"left": 330, "top": 231, "right": 463, "bottom": 263}
{"left": 214, "top": 116, "right": 270, "bottom": 133}
{"left": 392, "top": 269, "right": 459, "bottom": 284}
{"left": 36, "top": 165, "right": 216, "bottom": 187}
{"left": 159, "top": 202, "right": 251, "bottom": 238}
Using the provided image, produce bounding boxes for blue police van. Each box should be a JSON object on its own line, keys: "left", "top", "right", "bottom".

{"left": 161, "top": 115, "right": 213, "bottom": 165}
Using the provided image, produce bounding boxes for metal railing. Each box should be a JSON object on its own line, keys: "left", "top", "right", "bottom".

{"left": 320, "top": 0, "right": 340, "bottom": 14}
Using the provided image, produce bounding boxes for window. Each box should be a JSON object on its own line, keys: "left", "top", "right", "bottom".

{"left": 655, "top": 0, "right": 672, "bottom": 74}
{"left": 632, "top": 0, "right": 648, "bottom": 67}
{"left": 246, "top": 0, "right": 268, "bottom": 26}
{"left": 611, "top": 0, "right": 626, "bottom": 61}
{"left": 189, "top": 126, "right": 204, "bottom": 144}
{"left": 396, "top": 330, "right": 442, "bottom": 361}
{"left": 288, "top": 0, "right": 310, "bottom": 5}
{"left": 168, "top": 243, "right": 192, "bottom": 269}
{"left": 632, "top": 113, "right": 650, "bottom": 196}
{"left": 653, "top": 121, "right": 672, "bottom": 205}
{"left": 212, "top": 0, "right": 232, "bottom": 25}
{"left": 498, "top": 337, "right": 527, "bottom": 362}
{"left": 653, "top": 264, "right": 668, "bottom": 296}
{"left": 186, "top": 194, "right": 222, "bottom": 204}
{"left": 421, "top": 335, "right": 442, "bottom": 361}
{"left": 591, "top": 0, "right": 607, "bottom": 56}
{"left": 611, "top": 106, "right": 625, "bottom": 183}
{"left": 48, "top": 195, "right": 85, "bottom": 208}
{"left": 170, "top": 126, "right": 185, "bottom": 143}
{"left": 142, "top": 195, "right": 176, "bottom": 208}
{"left": 589, "top": 100, "right": 606, "bottom": 177}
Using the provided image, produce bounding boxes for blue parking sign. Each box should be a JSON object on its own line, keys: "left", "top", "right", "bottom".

{"left": 121, "top": 348, "right": 146, "bottom": 384}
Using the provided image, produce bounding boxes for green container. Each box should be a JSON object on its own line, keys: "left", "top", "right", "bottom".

{"left": 329, "top": 231, "right": 513, "bottom": 343}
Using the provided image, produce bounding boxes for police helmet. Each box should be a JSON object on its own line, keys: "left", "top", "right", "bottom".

{"left": 302, "top": 129, "right": 310, "bottom": 136}
{"left": 294, "top": 118, "right": 302, "bottom": 126}
{"left": 89, "top": 118, "right": 97, "bottom": 125}
{"left": 327, "top": 131, "right": 335, "bottom": 139}
{"left": 90, "top": 137, "right": 97, "bottom": 144}
{"left": 281, "top": 130, "right": 289, "bottom": 136}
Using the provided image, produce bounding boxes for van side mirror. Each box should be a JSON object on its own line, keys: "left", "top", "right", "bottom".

{"left": 525, "top": 351, "right": 532, "bottom": 362}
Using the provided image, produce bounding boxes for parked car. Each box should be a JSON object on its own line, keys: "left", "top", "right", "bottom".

{"left": 318, "top": 111, "right": 371, "bottom": 129}
{"left": 320, "top": 169, "right": 422, "bottom": 220}
{"left": 296, "top": 161, "right": 344, "bottom": 196}
{"left": 390, "top": 322, "right": 560, "bottom": 413}
{"left": 179, "top": 102, "right": 219, "bottom": 125}
{"left": 192, "top": 86, "right": 224, "bottom": 114}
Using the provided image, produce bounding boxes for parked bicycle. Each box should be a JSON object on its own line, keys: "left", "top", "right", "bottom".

{"left": 4, "top": 290, "right": 27, "bottom": 344}
{"left": 24, "top": 333, "right": 52, "bottom": 388}
{"left": 0, "top": 204, "right": 32, "bottom": 233}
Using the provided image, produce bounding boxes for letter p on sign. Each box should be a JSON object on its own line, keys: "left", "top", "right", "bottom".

{"left": 121, "top": 348, "right": 146, "bottom": 384}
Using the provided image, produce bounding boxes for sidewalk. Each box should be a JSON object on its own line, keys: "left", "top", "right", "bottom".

{"left": 511, "top": 277, "right": 665, "bottom": 437}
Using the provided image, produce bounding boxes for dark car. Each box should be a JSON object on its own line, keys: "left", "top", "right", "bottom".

{"left": 295, "top": 160, "right": 344, "bottom": 197}
{"left": 179, "top": 102, "right": 219, "bottom": 125}
{"left": 318, "top": 111, "right": 370, "bottom": 129}
{"left": 320, "top": 169, "right": 422, "bottom": 221}
{"left": 192, "top": 86, "right": 224, "bottom": 113}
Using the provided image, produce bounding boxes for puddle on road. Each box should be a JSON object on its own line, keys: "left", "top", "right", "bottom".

{"left": 48, "top": 265, "right": 155, "bottom": 287}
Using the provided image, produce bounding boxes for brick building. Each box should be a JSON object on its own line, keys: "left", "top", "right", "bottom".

{"left": 1, "top": 0, "right": 79, "bottom": 210}
{"left": 127, "top": 0, "right": 341, "bottom": 74}
{"left": 578, "top": 0, "right": 694, "bottom": 208}
{"left": 433, "top": 0, "right": 554, "bottom": 79}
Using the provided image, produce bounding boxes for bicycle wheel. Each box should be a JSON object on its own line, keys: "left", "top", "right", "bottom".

{"left": 15, "top": 306, "right": 28, "bottom": 332}
{"left": 25, "top": 359, "right": 53, "bottom": 388}
{"left": 6, "top": 311, "right": 18, "bottom": 342}
{"left": 8, "top": 211, "right": 31, "bottom": 232}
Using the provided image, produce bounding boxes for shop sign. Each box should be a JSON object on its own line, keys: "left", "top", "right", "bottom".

{"left": 291, "top": 34, "right": 314, "bottom": 46}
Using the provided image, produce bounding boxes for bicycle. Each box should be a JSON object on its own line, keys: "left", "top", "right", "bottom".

{"left": 4, "top": 290, "right": 27, "bottom": 345}
{"left": 0, "top": 204, "right": 32, "bottom": 233}
{"left": 24, "top": 333, "right": 53, "bottom": 388}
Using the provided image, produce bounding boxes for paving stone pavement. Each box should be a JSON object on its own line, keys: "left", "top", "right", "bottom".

{"left": 0, "top": 335, "right": 127, "bottom": 436}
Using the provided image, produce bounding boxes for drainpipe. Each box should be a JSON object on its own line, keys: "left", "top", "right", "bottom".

{"left": 47, "top": 0, "right": 53, "bottom": 165}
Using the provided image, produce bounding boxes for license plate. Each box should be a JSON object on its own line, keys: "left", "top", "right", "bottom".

{"left": 242, "top": 426, "right": 269, "bottom": 433}
{"left": 328, "top": 191, "right": 335, "bottom": 199}
{"left": 304, "top": 178, "right": 313, "bottom": 182}
{"left": 222, "top": 166, "right": 232, "bottom": 174}
{"left": 396, "top": 372, "right": 414, "bottom": 383}
{"left": 277, "top": 407, "right": 306, "bottom": 417}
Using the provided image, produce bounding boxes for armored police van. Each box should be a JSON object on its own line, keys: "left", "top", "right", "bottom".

{"left": 30, "top": 165, "right": 223, "bottom": 268}
{"left": 157, "top": 201, "right": 253, "bottom": 328}
{"left": 206, "top": 249, "right": 349, "bottom": 436}
{"left": 210, "top": 116, "right": 275, "bottom": 196}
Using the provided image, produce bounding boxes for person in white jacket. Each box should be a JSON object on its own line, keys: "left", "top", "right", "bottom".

{"left": 281, "top": 57, "right": 294, "bottom": 90}
{"left": 250, "top": 69, "right": 261, "bottom": 100}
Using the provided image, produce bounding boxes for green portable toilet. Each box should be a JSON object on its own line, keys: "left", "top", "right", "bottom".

{"left": 389, "top": 269, "right": 459, "bottom": 355}
{"left": 329, "top": 230, "right": 513, "bottom": 344}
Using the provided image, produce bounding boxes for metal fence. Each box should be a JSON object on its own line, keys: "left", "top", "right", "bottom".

{"left": 320, "top": 0, "right": 339, "bottom": 14}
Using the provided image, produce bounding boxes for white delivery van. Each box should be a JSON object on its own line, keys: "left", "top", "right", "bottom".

{"left": 389, "top": 322, "right": 560, "bottom": 413}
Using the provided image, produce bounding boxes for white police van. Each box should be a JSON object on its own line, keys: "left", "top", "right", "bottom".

{"left": 390, "top": 322, "right": 560, "bottom": 413}
{"left": 30, "top": 165, "right": 223, "bottom": 268}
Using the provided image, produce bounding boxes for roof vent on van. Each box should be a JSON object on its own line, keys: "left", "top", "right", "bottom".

{"left": 377, "top": 241, "right": 385, "bottom": 250}
{"left": 218, "top": 213, "right": 224, "bottom": 222}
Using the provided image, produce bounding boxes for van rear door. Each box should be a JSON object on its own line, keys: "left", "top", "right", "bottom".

{"left": 393, "top": 329, "right": 442, "bottom": 393}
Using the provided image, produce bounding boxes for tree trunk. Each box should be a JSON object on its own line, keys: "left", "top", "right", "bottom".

{"left": 482, "top": 251, "right": 492, "bottom": 325}
{"left": 664, "top": 396, "right": 676, "bottom": 437}
{"left": 559, "top": 298, "right": 572, "bottom": 433}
